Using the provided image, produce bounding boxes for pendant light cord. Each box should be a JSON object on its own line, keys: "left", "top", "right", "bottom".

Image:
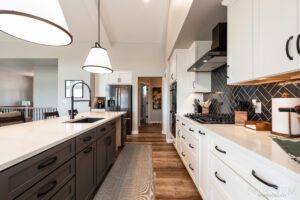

{"left": 97, "top": 0, "right": 101, "bottom": 47}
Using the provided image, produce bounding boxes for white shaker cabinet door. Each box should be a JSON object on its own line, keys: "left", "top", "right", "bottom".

{"left": 227, "top": 0, "right": 253, "bottom": 84}
{"left": 253, "top": 0, "right": 298, "bottom": 79}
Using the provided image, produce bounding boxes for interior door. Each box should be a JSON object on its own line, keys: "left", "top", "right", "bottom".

{"left": 253, "top": 0, "right": 298, "bottom": 79}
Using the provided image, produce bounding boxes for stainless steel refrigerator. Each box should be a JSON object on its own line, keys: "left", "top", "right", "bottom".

{"left": 106, "top": 85, "right": 132, "bottom": 136}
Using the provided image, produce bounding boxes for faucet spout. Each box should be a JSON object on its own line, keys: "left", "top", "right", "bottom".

{"left": 70, "top": 81, "right": 92, "bottom": 119}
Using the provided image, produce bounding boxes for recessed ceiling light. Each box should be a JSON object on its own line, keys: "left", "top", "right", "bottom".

{"left": 144, "top": 0, "right": 150, "bottom": 3}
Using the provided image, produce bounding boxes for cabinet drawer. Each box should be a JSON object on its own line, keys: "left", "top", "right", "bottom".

{"left": 76, "top": 128, "right": 96, "bottom": 153}
{"left": 0, "top": 139, "right": 75, "bottom": 200}
{"left": 96, "top": 120, "right": 116, "bottom": 139}
{"left": 210, "top": 153, "right": 266, "bottom": 200}
{"left": 50, "top": 178, "right": 75, "bottom": 200}
{"left": 180, "top": 141, "right": 198, "bottom": 186}
{"left": 210, "top": 135, "right": 300, "bottom": 200}
{"left": 15, "top": 159, "right": 75, "bottom": 200}
{"left": 180, "top": 129, "right": 199, "bottom": 156}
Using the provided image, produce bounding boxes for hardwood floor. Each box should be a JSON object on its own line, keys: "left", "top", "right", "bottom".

{"left": 138, "top": 123, "right": 162, "bottom": 133}
{"left": 126, "top": 133, "right": 202, "bottom": 200}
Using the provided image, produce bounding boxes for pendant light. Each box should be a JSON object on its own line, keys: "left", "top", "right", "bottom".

{"left": 0, "top": 0, "right": 72, "bottom": 46}
{"left": 82, "top": 0, "right": 113, "bottom": 74}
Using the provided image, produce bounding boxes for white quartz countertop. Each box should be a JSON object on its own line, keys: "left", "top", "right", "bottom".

{"left": 0, "top": 112, "right": 125, "bottom": 172}
{"left": 178, "top": 115, "right": 300, "bottom": 177}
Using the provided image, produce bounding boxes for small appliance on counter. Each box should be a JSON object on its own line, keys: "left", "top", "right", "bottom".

{"left": 92, "top": 97, "right": 106, "bottom": 109}
{"left": 272, "top": 98, "right": 300, "bottom": 138}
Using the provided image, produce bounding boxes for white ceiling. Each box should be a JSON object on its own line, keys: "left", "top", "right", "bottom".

{"left": 101, "top": 0, "right": 170, "bottom": 44}
{"left": 0, "top": 59, "right": 58, "bottom": 76}
{"left": 174, "top": 0, "right": 227, "bottom": 49}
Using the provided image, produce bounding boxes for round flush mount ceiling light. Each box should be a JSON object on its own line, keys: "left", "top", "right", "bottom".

{"left": 82, "top": 0, "right": 113, "bottom": 74}
{"left": 0, "top": 0, "right": 72, "bottom": 46}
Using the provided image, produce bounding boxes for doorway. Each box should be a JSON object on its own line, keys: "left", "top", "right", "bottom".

{"left": 138, "top": 77, "right": 162, "bottom": 133}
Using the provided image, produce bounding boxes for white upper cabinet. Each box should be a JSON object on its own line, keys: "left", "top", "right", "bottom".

{"left": 224, "top": 0, "right": 300, "bottom": 84}
{"left": 226, "top": 0, "right": 254, "bottom": 84}
{"left": 253, "top": 0, "right": 298, "bottom": 79}
{"left": 107, "top": 71, "right": 132, "bottom": 85}
{"left": 169, "top": 53, "right": 177, "bottom": 84}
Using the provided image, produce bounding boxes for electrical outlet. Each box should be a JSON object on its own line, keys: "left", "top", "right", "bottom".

{"left": 255, "top": 102, "right": 262, "bottom": 114}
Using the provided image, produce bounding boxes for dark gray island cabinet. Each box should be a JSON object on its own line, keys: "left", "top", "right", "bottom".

{"left": 0, "top": 120, "right": 117, "bottom": 200}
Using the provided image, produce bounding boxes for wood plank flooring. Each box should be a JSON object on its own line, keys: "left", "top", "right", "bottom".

{"left": 126, "top": 133, "right": 202, "bottom": 200}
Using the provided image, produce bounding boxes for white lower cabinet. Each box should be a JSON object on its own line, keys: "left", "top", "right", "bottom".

{"left": 210, "top": 153, "right": 266, "bottom": 200}
{"left": 176, "top": 115, "right": 300, "bottom": 200}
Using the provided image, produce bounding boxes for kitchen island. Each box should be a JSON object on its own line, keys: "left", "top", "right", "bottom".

{"left": 0, "top": 111, "right": 125, "bottom": 200}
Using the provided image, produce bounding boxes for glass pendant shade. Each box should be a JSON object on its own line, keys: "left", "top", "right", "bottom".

{"left": 82, "top": 46, "right": 113, "bottom": 73}
{"left": 0, "top": 0, "right": 72, "bottom": 46}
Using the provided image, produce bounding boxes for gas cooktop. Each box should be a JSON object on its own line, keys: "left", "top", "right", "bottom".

{"left": 184, "top": 113, "right": 234, "bottom": 124}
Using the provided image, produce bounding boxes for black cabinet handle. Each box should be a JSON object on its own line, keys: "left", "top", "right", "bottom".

{"left": 181, "top": 135, "right": 186, "bottom": 140}
{"left": 215, "top": 146, "right": 226, "bottom": 154}
{"left": 189, "top": 128, "right": 194, "bottom": 132}
{"left": 215, "top": 172, "right": 226, "bottom": 184}
{"left": 171, "top": 73, "right": 174, "bottom": 80}
{"left": 83, "top": 136, "right": 92, "bottom": 142}
{"left": 37, "top": 157, "right": 57, "bottom": 170}
{"left": 176, "top": 119, "right": 179, "bottom": 122}
{"left": 189, "top": 144, "right": 194, "bottom": 149}
{"left": 37, "top": 180, "right": 57, "bottom": 198}
{"left": 297, "top": 34, "right": 300, "bottom": 55}
{"left": 181, "top": 152, "right": 186, "bottom": 157}
{"left": 199, "top": 131, "right": 206, "bottom": 135}
{"left": 182, "top": 123, "right": 185, "bottom": 126}
{"left": 252, "top": 170, "right": 278, "bottom": 190}
{"left": 286, "top": 36, "right": 294, "bottom": 60}
{"left": 189, "top": 164, "right": 194, "bottom": 171}
{"left": 83, "top": 146, "right": 93, "bottom": 154}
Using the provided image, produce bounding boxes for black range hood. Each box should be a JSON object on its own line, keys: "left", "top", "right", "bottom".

{"left": 188, "top": 23, "right": 227, "bottom": 72}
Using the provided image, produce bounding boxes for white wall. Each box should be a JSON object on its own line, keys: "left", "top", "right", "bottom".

{"left": 96, "top": 43, "right": 165, "bottom": 133}
{"left": 166, "top": 0, "right": 193, "bottom": 59}
{"left": 33, "top": 66, "right": 58, "bottom": 108}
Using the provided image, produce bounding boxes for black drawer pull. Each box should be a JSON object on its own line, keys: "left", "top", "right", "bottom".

{"left": 83, "top": 146, "right": 93, "bottom": 154}
{"left": 189, "top": 144, "right": 194, "bottom": 149}
{"left": 100, "top": 128, "right": 107, "bottom": 132}
{"left": 189, "top": 128, "right": 194, "bottom": 132}
{"left": 297, "top": 34, "right": 300, "bottom": 55}
{"left": 83, "top": 136, "right": 92, "bottom": 142}
{"left": 215, "top": 172, "right": 226, "bottom": 184}
{"left": 176, "top": 119, "right": 179, "bottom": 122}
{"left": 37, "top": 157, "right": 57, "bottom": 170}
{"left": 252, "top": 170, "right": 278, "bottom": 190}
{"left": 199, "top": 131, "right": 206, "bottom": 135}
{"left": 182, "top": 123, "right": 185, "bottom": 126}
{"left": 181, "top": 152, "right": 186, "bottom": 157}
{"left": 215, "top": 145, "right": 226, "bottom": 154}
{"left": 181, "top": 136, "right": 185, "bottom": 140}
{"left": 189, "top": 164, "right": 194, "bottom": 171}
{"left": 37, "top": 180, "right": 57, "bottom": 198}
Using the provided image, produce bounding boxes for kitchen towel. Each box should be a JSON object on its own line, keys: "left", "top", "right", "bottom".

{"left": 272, "top": 137, "right": 300, "bottom": 164}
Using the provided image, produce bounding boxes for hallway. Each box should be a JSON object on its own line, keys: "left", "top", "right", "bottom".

{"left": 126, "top": 133, "right": 202, "bottom": 200}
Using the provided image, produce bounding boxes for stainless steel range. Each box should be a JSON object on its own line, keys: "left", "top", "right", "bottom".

{"left": 184, "top": 113, "right": 234, "bottom": 124}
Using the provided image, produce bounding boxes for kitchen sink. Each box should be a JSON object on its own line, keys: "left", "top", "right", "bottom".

{"left": 67, "top": 117, "right": 104, "bottom": 123}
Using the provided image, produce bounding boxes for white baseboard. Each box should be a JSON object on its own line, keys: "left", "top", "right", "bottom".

{"left": 131, "top": 130, "right": 139, "bottom": 134}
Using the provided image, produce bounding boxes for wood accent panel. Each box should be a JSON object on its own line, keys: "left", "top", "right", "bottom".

{"left": 126, "top": 133, "right": 202, "bottom": 200}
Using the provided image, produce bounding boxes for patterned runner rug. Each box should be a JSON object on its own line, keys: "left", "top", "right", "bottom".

{"left": 93, "top": 144, "right": 155, "bottom": 200}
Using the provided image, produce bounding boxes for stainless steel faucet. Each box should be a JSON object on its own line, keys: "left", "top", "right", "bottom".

{"left": 70, "top": 81, "right": 92, "bottom": 119}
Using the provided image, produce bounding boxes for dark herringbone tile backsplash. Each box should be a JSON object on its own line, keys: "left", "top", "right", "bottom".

{"left": 203, "top": 66, "right": 300, "bottom": 122}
